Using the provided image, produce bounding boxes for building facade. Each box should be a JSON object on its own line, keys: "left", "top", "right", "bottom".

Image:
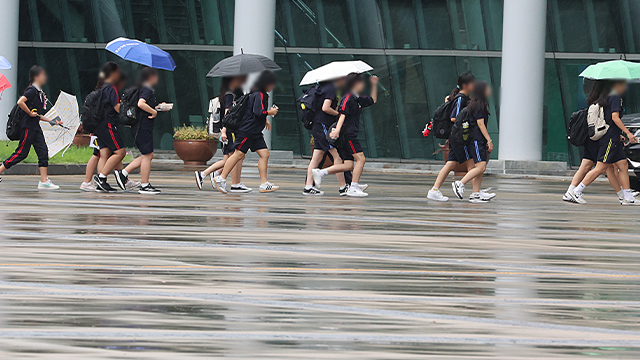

{"left": 8, "top": 0, "right": 640, "bottom": 164}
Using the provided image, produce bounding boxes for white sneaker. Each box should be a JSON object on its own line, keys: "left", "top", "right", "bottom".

{"left": 38, "top": 180, "right": 60, "bottom": 190}
{"left": 80, "top": 182, "right": 96, "bottom": 192}
{"left": 358, "top": 183, "right": 369, "bottom": 191}
{"left": 565, "top": 189, "right": 586, "bottom": 204}
{"left": 346, "top": 186, "right": 368, "bottom": 197}
{"left": 230, "top": 183, "right": 252, "bottom": 193}
{"left": 259, "top": 182, "right": 280, "bottom": 193}
{"left": 427, "top": 189, "right": 449, "bottom": 202}
{"left": 125, "top": 180, "right": 141, "bottom": 191}
{"left": 479, "top": 188, "right": 496, "bottom": 200}
{"left": 213, "top": 175, "right": 227, "bottom": 194}
{"left": 311, "top": 169, "right": 325, "bottom": 188}
{"left": 452, "top": 181, "right": 465, "bottom": 200}
{"left": 563, "top": 191, "right": 572, "bottom": 202}
{"left": 303, "top": 186, "right": 324, "bottom": 196}
{"left": 621, "top": 198, "right": 640, "bottom": 206}
{"left": 470, "top": 192, "right": 490, "bottom": 203}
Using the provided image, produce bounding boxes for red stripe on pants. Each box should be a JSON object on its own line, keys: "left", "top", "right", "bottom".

{"left": 349, "top": 140, "right": 356, "bottom": 154}
{"left": 108, "top": 123, "right": 120, "bottom": 150}
{"left": 6, "top": 129, "right": 29, "bottom": 164}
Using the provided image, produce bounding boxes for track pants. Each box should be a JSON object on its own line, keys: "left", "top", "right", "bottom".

{"left": 3, "top": 128, "right": 49, "bottom": 168}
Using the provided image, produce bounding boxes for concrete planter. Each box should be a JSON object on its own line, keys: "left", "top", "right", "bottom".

{"left": 173, "top": 139, "right": 217, "bottom": 166}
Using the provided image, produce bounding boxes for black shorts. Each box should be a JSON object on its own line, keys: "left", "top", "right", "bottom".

{"left": 467, "top": 139, "right": 488, "bottom": 163}
{"left": 222, "top": 132, "right": 236, "bottom": 155}
{"left": 339, "top": 138, "right": 363, "bottom": 161}
{"left": 447, "top": 141, "right": 470, "bottom": 164}
{"left": 93, "top": 148, "right": 100, "bottom": 157}
{"left": 131, "top": 126, "right": 154, "bottom": 155}
{"left": 95, "top": 122, "right": 123, "bottom": 152}
{"left": 598, "top": 137, "right": 626, "bottom": 164}
{"left": 312, "top": 122, "right": 334, "bottom": 152}
{"left": 581, "top": 139, "right": 599, "bottom": 163}
{"left": 234, "top": 134, "right": 268, "bottom": 154}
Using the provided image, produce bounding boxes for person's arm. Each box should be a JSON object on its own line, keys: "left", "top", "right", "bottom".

{"left": 17, "top": 96, "right": 37, "bottom": 118}
{"left": 322, "top": 99, "right": 339, "bottom": 116}
{"left": 329, "top": 113, "right": 346, "bottom": 139}
{"left": 450, "top": 98, "right": 461, "bottom": 123}
{"left": 370, "top": 76, "right": 378, "bottom": 104}
{"left": 138, "top": 98, "right": 158, "bottom": 119}
{"left": 613, "top": 112, "right": 637, "bottom": 144}
{"left": 477, "top": 118, "right": 493, "bottom": 151}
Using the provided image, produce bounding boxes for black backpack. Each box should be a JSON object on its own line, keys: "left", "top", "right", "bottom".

{"left": 450, "top": 107, "right": 476, "bottom": 145}
{"left": 297, "top": 85, "right": 321, "bottom": 130}
{"left": 81, "top": 86, "right": 106, "bottom": 133}
{"left": 567, "top": 108, "right": 589, "bottom": 147}
{"left": 431, "top": 94, "right": 463, "bottom": 139}
{"left": 222, "top": 93, "right": 251, "bottom": 131}
{"left": 119, "top": 86, "right": 140, "bottom": 127}
{"left": 6, "top": 104, "right": 24, "bottom": 141}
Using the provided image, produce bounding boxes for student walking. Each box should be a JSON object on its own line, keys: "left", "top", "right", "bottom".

{"left": 565, "top": 80, "right": 639, "bottom": 205}
{"left": 311, "top": 73, "right": 378, "bottom": 197}
{"left": 428, "top": 73, "right": 475, "bottom": 202}
{"left": 213, "top": 71, "right": 280, "bottom": 194}
{"left": 303, "top": 78, "right": 348, "bottom": 196}
{"left": 195, "top": 76, "right": 249, "bottom": 192}
{"left": 0, "top": 66, "right": 61, "bottom": 189}
{"left": 451, "top": 81, "right": 494, "bottom": 203}
{"left": 114, "top": 67, "right": 167, "bottom": 194}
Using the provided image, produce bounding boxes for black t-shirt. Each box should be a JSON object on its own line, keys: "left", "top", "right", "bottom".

{"left": 316, "top": 82, "right": 338, "bottom": 126}
{"left": 450, "top": 93, "right": 470, "bottom": 119}
{"left": 236, "top": 91, "right": 269, "bottom": 136}
{"left": 21, "top": 85, "right": 46, "bottom": 130}
{"left": 604, "top": 95, "right": 623, "bottom": 139}
{"left": 470, "top": 106, "right": 489, "bottom": 143}
{"left": 137, "top": 85, "right": 157, "bottom": 131}
{"left": 101, "top": 84, "right": 120, "bottom": 125}
{"left": 338, "top": 93, "right": 375, "bottom": 138}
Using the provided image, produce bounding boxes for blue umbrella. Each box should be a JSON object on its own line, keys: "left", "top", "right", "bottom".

{"left": 0, "top": 56, "right": 11, "bottom": 70}
{"left": 105, "top": 37, "right": 176, "bottom": 71}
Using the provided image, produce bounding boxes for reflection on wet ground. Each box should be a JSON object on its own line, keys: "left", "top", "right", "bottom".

{"left": 0, "top": 169, "right": 639, "bottom": 359}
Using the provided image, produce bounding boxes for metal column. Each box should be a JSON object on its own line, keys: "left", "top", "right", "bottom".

{"left": 0, "top": 0, "right": 20, "bottom": 140}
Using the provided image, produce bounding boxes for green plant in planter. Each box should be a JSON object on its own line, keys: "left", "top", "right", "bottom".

{"left": 173, "top": 125, "right": 213, "bottom": 141}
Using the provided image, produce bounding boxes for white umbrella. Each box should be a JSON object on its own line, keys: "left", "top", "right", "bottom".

{"left": 40, "top": 91, "right": 80, "bottom": 158}
{"left": 299, "top": 60, "right": 373, "bottom": 86}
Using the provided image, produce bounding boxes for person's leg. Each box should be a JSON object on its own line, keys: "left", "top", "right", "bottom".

{"left": 0, "top": 128, "right": 34, "bottom": 175}
{"left": 124, "top": 156, "right": 143, "bottom": 174}
{"left": 97, "top": 150, "right": 108, "bottom": 174}
{"left": 203, "top": 155, "right": 227, "bottom": 177}
{"left": 84, "top": 155, "right": 99, "bottom": 183}
{"left": 579, "top": 162, "right": 611, "bottom": 189}
{"left": 607, "top": 164, "right": 622, "bottom": 194}
{"left": 351, "top": 152, "right": 366, "bottom": 184}
{"left": 33, "top": 132, "right": 50, "bottom": 183}
{"left": 571, "top": 159, "right": 595, "bottom": 187}
{"left": 256, "top": 148, "right": 270, "bottom": 184}
{"left": 231, "top": 157, "right": 244, "bottom": 185}
{"left": 139, "top": 153, "right": 154, "bottom": 184}
{"left": 461, "top": 161, "right": 487, "bottom": 186}
{"left": 101, "top": 148, "right": 126, "bottom": 176}
{"left": 306, "top": 149, "right": 326, "bottom": 187}
{"left": 328, "top": 148, "right": 347, "bottom": 187}
{"left": 220, "top": 151, "right": 245, "bottom": 179}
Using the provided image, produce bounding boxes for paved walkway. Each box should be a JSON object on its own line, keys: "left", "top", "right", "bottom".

{"left": 0, "top": 169, "right": 639, "bottom": 359}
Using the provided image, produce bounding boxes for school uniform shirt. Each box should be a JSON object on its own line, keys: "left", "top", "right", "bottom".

{"left": 316, "top": 82, "right": 339, "bottom": 126}
{"left": 450, "top": 93, "right": 470, "bottom": 119}
{"left": 470, "top": 107, "right": 490, "bottom": 144}
{"left": 603, "top": 95, "right": 623, "bottom": 139}
{"left": 131, "top": 85, "right": 157, "bottom": 155}
{"left": 338, "top": 92, "right": 375, "bottom": 138}
{"left": 101, "top": 83, "right": 120, "bottom": 125}
{"left": 95, "top": 83, "right": 124, "bottom": 152}
{"left": 235, "top": 91, "right": 269, "bottom": 137}
{"left": 598, "top": 95, "right": 626, "bottom": 164}
{"left": 221, "top": 90, "right": 242, "bottom": 155}
{"left": 22, "top": 85, "right": 47, "bottom": 130}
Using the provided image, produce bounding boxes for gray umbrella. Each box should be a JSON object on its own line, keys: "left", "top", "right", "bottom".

{"left": 206, "top": 53, "right": 281, "bottom": 77}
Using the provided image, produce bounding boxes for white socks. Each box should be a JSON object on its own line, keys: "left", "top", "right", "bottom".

{"left": 575, "top": 183, "right": 587, "bottom": 194}
{"left": 141, "top": 183, "right": 149, "bottom": 187}
{"left": 617, "top": 190, "right": 625, "bottom": 199}
{"left": 567, "top": 184, "right": 576, "bottom": 192}
{"left": 121, "top": 169, "right": 129, "bottom": 177}
{"left": 351, "top": 182, "right": 359, "bottom": 188}
{"left": 623, "top": 189, "right": 633, "bottom": 200}
{"left": 98, "top": 173, "right": 107, "bottom": 179}
{"left": 319, "top": 169, "right": 328, "bottom": 177}
{"left": 305, "top": 185, "right": 313, "bottom": 190}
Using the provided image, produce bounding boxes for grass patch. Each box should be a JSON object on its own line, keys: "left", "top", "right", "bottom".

{"left": 0, "top": 140, "right": 133, "bottom": 165}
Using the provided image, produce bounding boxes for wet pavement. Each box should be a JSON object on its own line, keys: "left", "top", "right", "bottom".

{"left": 0, "top": 168, "right": 639, "bottom": 359}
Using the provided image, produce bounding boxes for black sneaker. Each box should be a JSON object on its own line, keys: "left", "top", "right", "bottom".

{"left": 194, "top": 171, "right": 205, "bottom": 190}
{"left": 0, "top": 176, "right": 3, "bottom": 183}
{"left": 139, "top": 184, "right": 161, "bottom": 195}
{"left": 339, "top": 185, "right": 349, "bottom": 196}
{"left": 303, "top": 186, "right": 324, "bottom": 196}
{"left": 114, "top": 170, "right": 129, "bottom": 190}
{"left": 94, "top": 175, "right": 117, "bottom": 193}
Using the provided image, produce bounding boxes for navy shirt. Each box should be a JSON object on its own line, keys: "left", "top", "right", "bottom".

{"left": 137, "top": 85, "right": 157, "bottom": 131}
{"left": 450, "top": 93, "right": 470, "bottom": 119}
{"left": 236, "top": 91, "right": 269, "bottom": 136}
{"left": 338, "top": 93, "right": 375, "bottom": 138}
{"left": 101, "top": 84, "right": 120, "bottom": 125}
{"left": 316, "top": 82, "right": 338, "bottom": 126}
{"left": 604, "top": 95, "right": 623, "bottom": 139}
{"left": 21, "top": 85, "right": 46, "bottom": 130}
{"left": 470, "top": 106, "right": 490, "bottom": 144}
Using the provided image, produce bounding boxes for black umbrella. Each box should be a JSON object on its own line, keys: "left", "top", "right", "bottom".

{"left": 207, "top": 53, "right": 281, "bottom": 78}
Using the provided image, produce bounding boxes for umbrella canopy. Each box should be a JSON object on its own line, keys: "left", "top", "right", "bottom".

{"left": 207, "top": 53, "right": 280, "bottom": 77}
{"left": 40, "top": 91, "right": 80, "bottom": 158}
{"left": 105, "top": 37, "right": 176, "bottom": 71}
{"left": 299, "top": 61, "right": 373, "bottom": 86}
{"left": 0, "top": 74, "right": 12, "bottom": 99}
{"left": 0, "top": 56, "right": 11, "bottom": 70}
{"left": 579, "top": 60, "right": 640, "bottom": 80}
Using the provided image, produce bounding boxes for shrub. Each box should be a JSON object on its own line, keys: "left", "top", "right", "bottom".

{"left": 173, "top": 125, "right": 213, "bottom": 141}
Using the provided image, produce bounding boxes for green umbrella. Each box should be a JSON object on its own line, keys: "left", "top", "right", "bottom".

{"left": 579, "top": 60, "right": 640, "bottom": 80}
